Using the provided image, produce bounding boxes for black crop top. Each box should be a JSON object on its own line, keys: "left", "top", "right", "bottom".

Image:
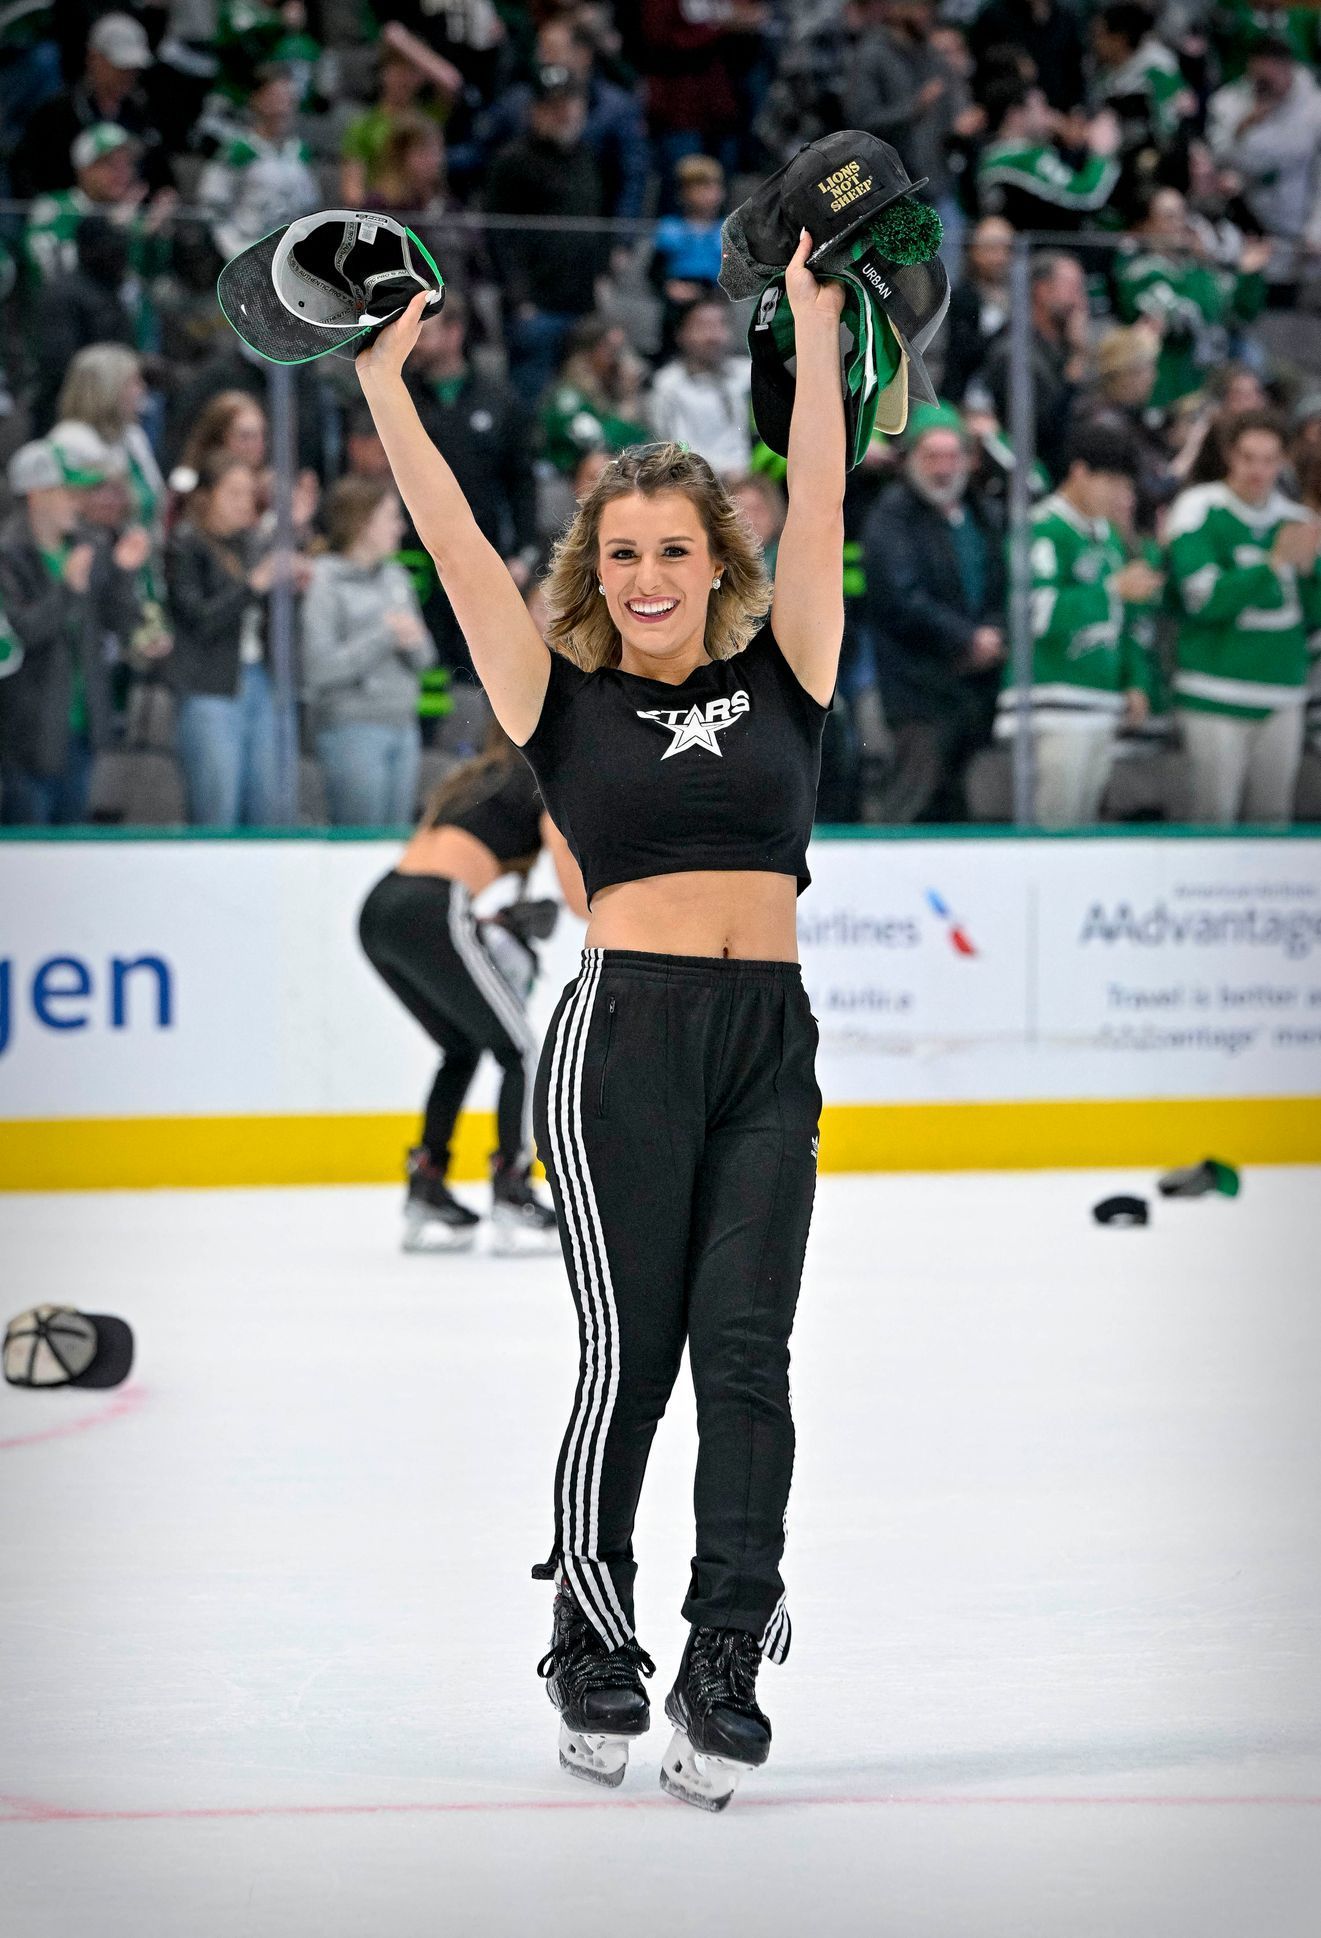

{"left": 431, "top": 756, "right": 543, "bottom": 864}
{"left": 517, "top": 623, "right": 827, "bottom": 902}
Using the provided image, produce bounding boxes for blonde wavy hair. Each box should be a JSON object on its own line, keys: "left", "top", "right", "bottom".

{"left": 542, "top": 442, "right": 773, "bottom": 672}
{"left": 56, "top": 344, "right": 142, "bottom": 440}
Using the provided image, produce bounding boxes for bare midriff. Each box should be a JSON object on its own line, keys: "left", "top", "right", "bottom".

{"left": 394, "top": 824, "right": 503, "bottom": 895}
{"left": 586, "top": 871, "right": 799, "bottom": 961}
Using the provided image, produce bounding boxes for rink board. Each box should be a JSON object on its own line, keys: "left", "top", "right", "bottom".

{"left": 1, "top": 830, "right": 1319, "bottom": 1187}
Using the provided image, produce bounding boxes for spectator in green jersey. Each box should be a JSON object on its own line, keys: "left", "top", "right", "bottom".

{"left": 537, "top": 316, "right": 651, "bottom": 476}
{"left": 976, "top": 78, "right": 1121, "bottom": 233}
{"left": 1166, "top": 410, "right": 1321, "bottom": 824}
{"left": 1114, "top": 187, "right": 1272, "bottom": 409}
{"left": 23, "top": 124, "right": 173, "bottom": 292}
{"left": 196, "top": 63, "right": 319, "bottom": 264}
{"left": 995, "top": 421, "right": 1162, "bottom": 826}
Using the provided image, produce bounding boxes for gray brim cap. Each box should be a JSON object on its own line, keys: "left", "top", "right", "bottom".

{"left": 7, "top": 440, "right": 64, "bottom": 494}
{"left": 218, "top": 209, "right": 444, "bottom": 365}
{"left": 3, "top": 1305, "right": 136, "bottom": 1389}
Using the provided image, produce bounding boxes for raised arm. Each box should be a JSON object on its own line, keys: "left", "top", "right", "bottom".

{"left": 354, "top": 294, "right": 550, "bottom": 743}
{"left": 770, "top": 231, "right": 846, "bottom": 707}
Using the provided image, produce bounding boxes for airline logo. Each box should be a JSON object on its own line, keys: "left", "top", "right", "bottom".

{"left": 925, "top": 889, "right": 978, "bottom": 956}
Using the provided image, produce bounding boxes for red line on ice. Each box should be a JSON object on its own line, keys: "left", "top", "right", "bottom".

{"left": 2, "top": 1791, "right": 1318, "bottom": 1825}
{"left": 0, "top": 1383, "right": 145, "bottom": 1452}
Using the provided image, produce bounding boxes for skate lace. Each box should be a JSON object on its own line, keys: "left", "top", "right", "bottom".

{"left": 688, "top": 1627, "right": 765, "bottom": 1721}
{"left": 537, "top": 1627, "right": 655, "bottom": 1694}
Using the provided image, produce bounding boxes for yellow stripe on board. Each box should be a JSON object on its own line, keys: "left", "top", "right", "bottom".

{"left": 1, "top": 1097, "right": 1319, "bottom": 1191}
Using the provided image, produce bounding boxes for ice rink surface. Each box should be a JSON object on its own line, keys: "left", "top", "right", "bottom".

{"left": 2, "top": 1167, "right": 1319, "bottom": 1938}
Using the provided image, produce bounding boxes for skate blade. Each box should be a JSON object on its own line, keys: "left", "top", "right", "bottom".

{"left": 401, "top": 1213, "right": 478, "bottom": 1254}
{"left": 558, "top": 1725, "right": 630, "bottom": 1788}
{"left": 490, "top": 1212, "right": 558, "bottom": 1257}
{"left": 658, "top": 1728, "right": 743, "bottom": 1812}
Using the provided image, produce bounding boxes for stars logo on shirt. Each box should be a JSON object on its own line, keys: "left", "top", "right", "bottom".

{"left": 636, "top": 688, "right": 751, "bottom": 759}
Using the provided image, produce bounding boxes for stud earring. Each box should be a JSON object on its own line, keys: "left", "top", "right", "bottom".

{"left": 712, "top": 576, "right": 722, "bottom": 590}
{"left": 597, "top": 582, "right": 605, "bottom": 595}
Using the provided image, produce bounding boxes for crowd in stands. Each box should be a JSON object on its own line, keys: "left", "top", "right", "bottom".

{"left": 1, "top": 0, "right": 1320, "bottom": 832}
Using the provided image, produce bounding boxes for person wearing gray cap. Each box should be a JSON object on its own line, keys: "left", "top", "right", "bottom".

{"left": 17, "top": 12, "right": 163, "bottom": 199}
{"left": 0, "top": 440, "right": 144, "bottom": 824}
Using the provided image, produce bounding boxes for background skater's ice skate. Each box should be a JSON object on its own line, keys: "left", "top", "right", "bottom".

{"left": 537, "top": 1579, "right": 654, "bottom": 1787}
{"left": 491, "top": 1157, "right": 558, "bottom": 1256}
{"left": 402, "top": 1148, "right": 480, "bottom": 1253}
{"left": 660, "top": 1625, "right": 771, "bottom": 1812}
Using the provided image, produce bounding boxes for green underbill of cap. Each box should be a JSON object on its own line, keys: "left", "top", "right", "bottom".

{"left": 860, "top": 199, "right": 944, "bottom": 267}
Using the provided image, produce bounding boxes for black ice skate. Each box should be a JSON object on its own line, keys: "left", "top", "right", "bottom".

{"left": 490, "top": 1157, "right": 558, "bottom": 1256}
{"left": 402, "top": 1148, "right": 480, "bottom": 1253}
{"left": 537, "top": 1580, "right": 654, "bottom": 1788}
{"left": 660, "top": 1625, "right": 771, "bottom": 1812}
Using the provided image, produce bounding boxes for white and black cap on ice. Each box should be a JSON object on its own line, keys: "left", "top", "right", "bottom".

{"left": 3, "top": 1304, "right": 135, "bottom": 1389}
{"left": 217, "top": 209, "right": 444, "bottom": 366}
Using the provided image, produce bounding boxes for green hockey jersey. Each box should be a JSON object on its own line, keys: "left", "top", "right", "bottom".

{"left": 977, "top": 142, "right": 1120, "bottom": 223}
{"left": 1167, "top": 482, "right": 1321, "bottom": 718}
{"left": 538, "top": 383, "right": 650, "bottom": 476}
{"left": 996, "top": 493, "right": 1151, "bottom": 734}
{"left": 1113, "top": 249, "right": 1265, "bottom": 406}
{"left": 23, "top": 188, "right": 92, "bottom": 283}
{"left": 1094, "top": 36, "right": 1188, "bottom": 141}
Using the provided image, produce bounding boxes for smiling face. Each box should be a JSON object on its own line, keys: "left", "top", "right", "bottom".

{"left": 597, "top": 489, "right": 719, "bottom": 669}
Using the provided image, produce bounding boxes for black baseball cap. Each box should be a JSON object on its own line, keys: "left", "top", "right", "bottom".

{"left": 721, "top": 131, "right": 949, "bottom": 408}
{"left": 218, "top": 209, "right": 444, "bottom": 365}
{"left": 3, "top": 1305, "right": 135, "bottom": 1389}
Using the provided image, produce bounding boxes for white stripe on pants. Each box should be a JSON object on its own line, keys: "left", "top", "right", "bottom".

{"left": 545, "top": 951, "right": 632, "bottom": 1649}
{"left": 446, "top": 883, "right": 538, "bottom": 1167}
{"left": 1180, "top": 705, "right": 1304, "bottom": 825}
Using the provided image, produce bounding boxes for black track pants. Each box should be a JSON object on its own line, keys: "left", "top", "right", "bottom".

{"left": 533, "top": 948, "right": 821, "bottom": 1662}
{"left": 358, "top": 872, "right": 537, "bottom": 1170}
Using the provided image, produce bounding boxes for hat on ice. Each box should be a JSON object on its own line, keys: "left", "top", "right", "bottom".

{"left": 3, "top": 1305, "right": 135, "bottom": 1389}
{"left": 721, "top": 130, "right": 949, "bottom": 415}
{"left": 218, "top": 209, "right": 444, "bottom": 365}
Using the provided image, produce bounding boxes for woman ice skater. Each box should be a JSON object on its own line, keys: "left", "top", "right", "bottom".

{"left": 357, "top": 716, "right": 585, "bottom": 1254}
{"left": 355, "top": 228, "right": 845, "bottom": 1810}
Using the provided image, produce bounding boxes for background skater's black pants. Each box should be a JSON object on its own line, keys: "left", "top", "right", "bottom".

{"left": 358, "top": 872, "right": 536, "bottom": 1171}
{"left": 533, "top": 948, "right": 821, "bottom": 1664}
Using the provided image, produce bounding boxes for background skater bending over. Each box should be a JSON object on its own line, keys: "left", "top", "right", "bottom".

{"left": 354, "top": 224, "right": 846, "bottom": 1809}
{"left": 357, "top": 706, "right": 586, "bottom": 1254}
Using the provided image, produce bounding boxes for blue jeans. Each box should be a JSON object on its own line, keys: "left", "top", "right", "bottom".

{"left": 177, "top": 662, "right": 282, "bottom": 828}
{"left": 506, "top": 310, "right": 579, "bottom": 405}
{"left": 317, "top": 720, "right": 421, "bottom": 827}
{"left": 0, "top": 733, "right": 93, "bottom": 825}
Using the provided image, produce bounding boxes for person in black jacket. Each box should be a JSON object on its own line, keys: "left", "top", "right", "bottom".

{"left": 406, "top": 288, "right": 539, "bottom": 671}
{"left": 966, "top": 250, "right": 1091, "bottom": 483}
{"left": 31, "top": 216, "right": 137, "bottom": 433}
{"left": 484, "top": 66, "right": 608, "bottom": 403}
{"left": 862, "top": 403, "right": 1007, "bottom": 822}
{"left": 0, "top": 438, "right": 146, "bottom": 824}
{"left": 940, "top": 215, "right": 1012, "bottom": 403}
{"left": 165, "top": 456, "right": 306, "bottom": 828}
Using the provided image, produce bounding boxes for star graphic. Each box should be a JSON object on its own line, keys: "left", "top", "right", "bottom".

{"left": 637, "top": 704, "right": 742, "bottom": 758}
